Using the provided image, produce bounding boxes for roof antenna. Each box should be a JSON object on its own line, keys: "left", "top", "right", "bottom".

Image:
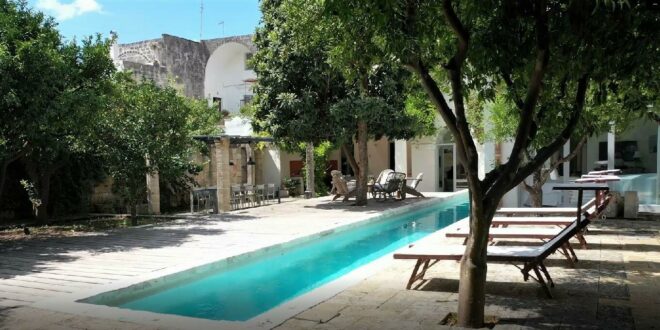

{"left": 200, "top": 0, "right": 204, "bottom": 41}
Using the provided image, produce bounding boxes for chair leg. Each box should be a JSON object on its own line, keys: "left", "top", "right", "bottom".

{"left": 576, "top": 231, "right": 588, "bottom": 249}
{"left": 560, "top": 244, "right": 575, "bottom": 268}
{"left": 539, "top": 262, "right": 554, "bottom": 288}
{"left": 407, "top": 259, "right": 424, "bottom": 290}
{"left": 532, "top": 266, "right": 553, "bottom": 298}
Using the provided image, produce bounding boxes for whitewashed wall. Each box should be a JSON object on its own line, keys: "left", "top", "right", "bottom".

{"left": 204, "top": 42, "right": 255, "bottom": 113}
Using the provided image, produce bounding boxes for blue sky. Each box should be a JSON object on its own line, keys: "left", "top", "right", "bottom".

{"left": 28, "top": 0, "right": 262, "bottom": 43}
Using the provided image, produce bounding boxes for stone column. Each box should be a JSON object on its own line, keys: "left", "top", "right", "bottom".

{"left": 146, "top": 170, "right": 161, "bottom": 215}
{"left": 562, "top": 139, "right": 570, "bottom": 206}
{"left": 608, "top": 123, "right": 616, "bottom": 170}
{"left": 215, "top": 138, "right": 231, "bottom": 212}
{"left": 254, "top": 148, "right": 264, "bottom": 184}
{"left": 656, "top": 125, "right": 659, "bottom": 204}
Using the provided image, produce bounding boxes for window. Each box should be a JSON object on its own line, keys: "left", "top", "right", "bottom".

{"left": 240, "top": 95, "right": 253, "bottom": 107}
{"left": 245, "top": 53, "right": 254, "bottom": 70}
{"left": 212, "top": 97, "right": 222, "bottom": 112}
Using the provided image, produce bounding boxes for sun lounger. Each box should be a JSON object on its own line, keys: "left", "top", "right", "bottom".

{"left": 490, "top": 216, "right": 575, "bottom": 228}
{"left": 445, "top": 225, "right": 586, "bottom": 252}
{"left": 460, "top": 193, "right": 612, "bottom": 250}
{"left": 393, "top": 218, "right": 590, "bottom": 297}
{"left": 495, "top": 197, "right": 596, "bottom": 217}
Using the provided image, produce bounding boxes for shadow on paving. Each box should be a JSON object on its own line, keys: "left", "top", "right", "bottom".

{"left": 0, "top": 218, "right": 229, "bottom": 281}
{"left": 303, "top": 197, "right": 427, "bottom": 213}
{"left": 419, "top": 277, "right": 635, "bottom": 329}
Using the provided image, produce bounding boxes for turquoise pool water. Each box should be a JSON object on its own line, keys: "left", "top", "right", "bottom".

{"left": 84, "top": 195, "right": 469, "bottom": 321}
{"left": 611, "top": 173, "right": 659, "bottom": 205}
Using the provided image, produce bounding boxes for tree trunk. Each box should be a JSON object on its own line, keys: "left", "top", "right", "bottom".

{"left": 523, "top": 168, "right": 545, "bottom": 207}
{"left": 341, "top": 143, "right": 358, "bottom": 175}
{"left": 35, "top": 174, "right": 51, "bottom": 222}
{"left": 305, "top": 142, "right": 315, "bottom": 197}
{"left": 0, "top": 158, "right": 13, "bottom": 203}
{"left": 529, "top": 186, "right": 543, "bottom": 207}
{"left": 457, "top": 189, "right": 493, "bottom": 328}
{"left": 130, "top": 202, "right": 138, "bottom": 226}
{"left": 355, "top": 120, "right": 369, "bottom": 206}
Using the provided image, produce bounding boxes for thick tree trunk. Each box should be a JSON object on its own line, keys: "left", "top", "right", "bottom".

{"left": 130, "top": 203, "right": 138, "bottom": 226}
{"left": 305, "top": 142, "right": 315, "bottom": 197}
{"left": 355, "top": 120, "right": 369, "bottom": 206}
{"left": 529, "top": 186, "right": 543, "bottom": 207}
{"left": 341, "top": 143, "right": 358, "bottom": 175}
{"left": 0, "top": 159, "right": 13, "bottom": 203}
{"left": 35, "top": 174, "right": 51, "bottom": 222}
{"left": 457, "top": 190, "right": 493, "bottom": 328}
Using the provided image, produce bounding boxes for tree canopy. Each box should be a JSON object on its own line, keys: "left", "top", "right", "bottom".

{"left": 0, "top": 0, "right": 116, "bottom": 220}
{"left": 252, "top": 0, "right": 436, "bottom": 203}
{"left": 98, "top": 76, "right": 219, "bottom": 218}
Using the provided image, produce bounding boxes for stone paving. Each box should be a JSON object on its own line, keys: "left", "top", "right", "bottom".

{"left": 0, "top": 194, "right": 452, "bottom": 329}
{"left": 277, "top": 218, "right": 660, "bottom": 330}
{"left": 0, "top": 195, "right": 658, "bottom": 329}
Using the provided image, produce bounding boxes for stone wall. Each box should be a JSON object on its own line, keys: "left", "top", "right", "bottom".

{"left": 122, "top": 61, "right": 172, "bottom": 88}
{"left": 156, "top": 35, "right": 209, "bottom": 98}
{"left": 203, "top": 34, "right": 256, "bottom": 55}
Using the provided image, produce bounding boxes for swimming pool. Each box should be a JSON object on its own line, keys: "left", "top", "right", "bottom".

{"left": 611, "top": 173, "right": 659, "bottom": 205}
{"left": 83, "top": 195, "right": 469, "bottom": 322}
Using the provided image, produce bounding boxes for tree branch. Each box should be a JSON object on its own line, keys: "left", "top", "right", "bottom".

{"left": 486, "top": 0, "right": 550, "bottom": 194}
{"left": 441, "top": 0, "right": 480, "bottom": 185}
{"left": 442, "top": 0, "right": 469, "bottom": 67}
{"left": 504, "top": 75, "right": 589, "bottom": 192}
{"left": 501, "top": 71, "right": 525, "bottom": 111}
{"left": 408, "top": 59, "right": 468, "bottom": 165}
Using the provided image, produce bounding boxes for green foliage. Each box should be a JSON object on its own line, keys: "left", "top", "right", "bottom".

{"left": 283, "top": 178, "right": 300, "bottom": 197}
{"left": 251, "top": 0, "right": 346, "bottom": 147}
{"left": 19, "top": 179, "right": 40, "bottom": 213}
{"left": 99, "top": 76, "right": 218, "bottom": 214}
{"left": 252, "top": 0, "right": 437, "bottom": 150}
{"left": 0, "top": 0, "right": 116, "bottom": 219}
{"left": 301, "top": 141, "right": 335, "bottom": 196}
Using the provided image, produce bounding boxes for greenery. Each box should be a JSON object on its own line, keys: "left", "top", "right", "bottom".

{"left": 98, "top": 76, "right": 218, "bottom": 220}
{"left": 0, "top": 0, "right": 116, "bottom": 221}
{"left": 0, "top": 0, "right": 220, "bottom": 221}
{"left": 283, "top": 178, "right": 300, "bottom": 197}
{"left": 252, "top": 0, "right": 437, "bottom": 205}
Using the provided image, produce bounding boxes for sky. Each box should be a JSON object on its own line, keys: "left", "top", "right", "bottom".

{"left": 27, "top": 0, "right": 262, "bottom": 44}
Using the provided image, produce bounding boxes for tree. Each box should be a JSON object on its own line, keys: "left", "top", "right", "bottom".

{"left": 99, "top": 76, "right": 219, "bottom": 221}
{"left": 478, "top": 82, "right": 654, "bottom": 207}
{"left": 251, "top": 0, "right": 348, "bottom": 197}
{"left": 324, "top": 0, "right": 658, "bottom": 326}
{"left": 0, "top": 0, "right": 116, "bottom": 220}
{"left": 253, "top": 0, "right": 436, "bottom": 205}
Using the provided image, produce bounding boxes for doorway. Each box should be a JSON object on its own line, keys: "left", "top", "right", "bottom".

{"left": 438, "top": 144, "right": 456, "bottom": 192}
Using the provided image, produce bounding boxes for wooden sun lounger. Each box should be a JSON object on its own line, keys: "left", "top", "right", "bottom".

{"left": 393, "top": 219, "right": 589, "bottom": 297}
{"left": 495, "top": 197, "right": 596, "bottom": 217}
{"left": 491, "top": 216, "right": 575, "bottom": 227}
{"left": 445, "top": 224, "right": 586, "bottom": 252}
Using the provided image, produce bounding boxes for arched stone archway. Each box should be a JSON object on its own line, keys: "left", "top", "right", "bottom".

{"left": 204, "top": 41, "right": 256, "bottom": 114}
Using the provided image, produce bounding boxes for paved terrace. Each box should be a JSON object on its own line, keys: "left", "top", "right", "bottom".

{"left": 279, "top": 218, "right": 660, "bottom": 330}
{"left": 1, "top": 194, "right": 659, "bottom": 329}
